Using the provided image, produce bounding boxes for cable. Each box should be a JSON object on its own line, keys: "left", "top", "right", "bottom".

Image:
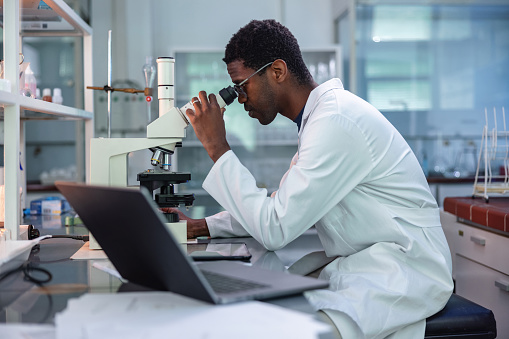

{"left": 48, "top": 235, "right": 90, "bottom": 242}
{"left": 22, "top": 262, "right": 53, "bottom": 284}
{"left": 28, "top": 225, "right": 89, "bottom": 242}
{"left": 0, "top": 261, "right": 54, "bottom": 323}
{"left": 0, "top": 262, "right": 52, "bottom": 285}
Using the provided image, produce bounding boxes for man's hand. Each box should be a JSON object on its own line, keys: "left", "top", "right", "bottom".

{"left": 186, "top": 91, "right": 231, "bottom": 162}
{"left": 161, "top": 208, "right": 210, "bottom": 239}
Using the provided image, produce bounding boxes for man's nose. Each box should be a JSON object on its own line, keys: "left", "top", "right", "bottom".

{"left": 238, "top": 94, "right": 247, "bottom": 104}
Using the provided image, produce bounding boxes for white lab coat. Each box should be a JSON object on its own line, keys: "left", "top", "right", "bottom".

{"left": 203, "top": 79, "right": 453, "bottom": 338}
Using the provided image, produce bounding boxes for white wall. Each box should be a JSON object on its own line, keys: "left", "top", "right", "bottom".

{"left": 91, "top": 0, "right": 337, "bottom": 92}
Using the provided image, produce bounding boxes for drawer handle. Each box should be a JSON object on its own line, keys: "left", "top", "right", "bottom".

{"left": 470, "top": 236, "right": 486, "bottom": 246}
{"left": 495, "top": 280, "right": 509, "bottom": 292}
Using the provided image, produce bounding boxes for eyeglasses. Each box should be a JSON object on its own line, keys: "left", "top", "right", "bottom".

{"left": 233, "top": 62, "right": 273, "bottom": 98}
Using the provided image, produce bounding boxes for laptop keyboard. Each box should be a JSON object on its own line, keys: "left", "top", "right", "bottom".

{"left": 201, "top": 270, "right": 269, "bottom": 294}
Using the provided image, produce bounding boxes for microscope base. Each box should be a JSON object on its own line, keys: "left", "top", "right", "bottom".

{"left": 165, "top": 220, "right": 187, "bottom": 244}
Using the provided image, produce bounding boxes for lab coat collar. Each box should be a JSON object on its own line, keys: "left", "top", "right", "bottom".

{"left": 299, "top": 78, "right": 344, "bottom": 136}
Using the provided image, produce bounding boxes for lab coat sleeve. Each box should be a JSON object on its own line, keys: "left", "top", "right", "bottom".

{"left": 205, "top": 211, "right": 250, "bottom": 238}
{"left": 203, "top": 99, "right": 374, "bottom": 250}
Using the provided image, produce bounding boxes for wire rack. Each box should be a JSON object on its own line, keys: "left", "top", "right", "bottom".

{"left": 473, "top": 107, "right": 509, "bottom": 202}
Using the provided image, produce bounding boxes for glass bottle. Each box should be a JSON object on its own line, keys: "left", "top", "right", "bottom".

{"left": 42, "top": 88, "right": 52, "bottom": 102}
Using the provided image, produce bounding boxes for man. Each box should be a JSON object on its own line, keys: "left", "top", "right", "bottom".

{"left": 179, "top": 20, "right": 453, "bottom": 338}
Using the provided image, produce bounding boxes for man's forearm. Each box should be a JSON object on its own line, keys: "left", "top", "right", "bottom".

{"left": 187, "top": 218, "right": 210, "bottom": 239}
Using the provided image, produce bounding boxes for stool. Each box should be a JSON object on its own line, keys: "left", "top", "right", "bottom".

{"left": 425, "top": 294, "right": 497, "bottom": 338}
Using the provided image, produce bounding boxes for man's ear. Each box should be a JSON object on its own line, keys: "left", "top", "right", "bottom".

{"left": 270, "top": 59, "right": 288, "bottom": 83}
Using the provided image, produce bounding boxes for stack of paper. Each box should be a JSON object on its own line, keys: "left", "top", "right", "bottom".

{"left": 0, "top": 324, "right": 55, "bottom": 339}
{"left": 55, "top": 292, "right": 330, "bottom": 339}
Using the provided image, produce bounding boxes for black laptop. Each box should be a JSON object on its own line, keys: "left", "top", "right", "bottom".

{"left": 56, "top": 182, "right": 329, "bottom": 304}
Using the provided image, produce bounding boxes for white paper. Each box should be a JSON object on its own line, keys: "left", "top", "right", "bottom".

{"left": 91, "top": 260, "right": 124, "bottom": 281}
{"left": 70, "top": 242, "right": 108, "bottom": 260}
{"left": 55, "top": 292, "right": 330, "bottom": 339}
{"left": 0, "top": 324, "right": 55, "bottom": 339}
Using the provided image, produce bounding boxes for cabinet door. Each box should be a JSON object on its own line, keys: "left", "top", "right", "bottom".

{"left": 455, "top": 254, "right": 509, "bottom": 338}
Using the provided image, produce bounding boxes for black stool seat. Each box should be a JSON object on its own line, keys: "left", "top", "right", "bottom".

{"left": 425, "top": 294, "right": 497, "bottom": 339}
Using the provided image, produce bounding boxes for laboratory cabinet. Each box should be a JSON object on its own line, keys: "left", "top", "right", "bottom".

{"left": 0, "top": 0, "right": 93, "bottom": 240}
{"left": 455, "top": 256, "right": 509, "bottom": 338}
{"left": 440, "top": 208, "right": 509, "bottom": 338}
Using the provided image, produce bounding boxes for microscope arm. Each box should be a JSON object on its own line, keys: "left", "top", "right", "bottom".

{"left": 89, "top": 138, "right": 181, "bottom": 186}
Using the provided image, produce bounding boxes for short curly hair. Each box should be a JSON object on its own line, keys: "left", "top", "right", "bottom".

{"left": 223, "top": 20, "right": 313, "bottom": 86}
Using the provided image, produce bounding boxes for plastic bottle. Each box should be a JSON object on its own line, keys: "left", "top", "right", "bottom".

{"left": 42, "top": 88, "right": 52, "bottom": 102}
{"left": 52, "top": 88, "right": 63, "bottom": 104}
{"left": 35, "top": 88, "right": 41, "bottom": 100}
{"left": 24, "top": 64, "right": 37, "bottom": 98}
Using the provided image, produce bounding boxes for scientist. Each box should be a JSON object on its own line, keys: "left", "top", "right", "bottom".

{"left": 177, "top": 19, "right": 453, "bottom": 338}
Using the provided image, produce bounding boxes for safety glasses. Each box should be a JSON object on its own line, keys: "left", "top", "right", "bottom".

{"left": 233, "top": 62, "right": 273, "bottom": 98}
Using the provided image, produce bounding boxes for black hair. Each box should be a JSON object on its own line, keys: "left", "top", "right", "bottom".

{"left": 223, "top": 19, "right": 313, "bottom": 86}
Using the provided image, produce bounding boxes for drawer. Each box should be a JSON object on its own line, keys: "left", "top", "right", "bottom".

{"left": 455, "top": 255, "right": 509, "bottom": 339}
{"left": 451, "top": 221, "right": 509, "bottom": 274}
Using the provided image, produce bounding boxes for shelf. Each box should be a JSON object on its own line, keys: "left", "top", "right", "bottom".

{"left": 19, "top": 95, "right": 93, "bottom": 119}
{"left": 0, "top": 0, "right": 92, "bottom": 37}
{"left": 0, "top": 91, "right": 93, "bottom": 120}
{"left": 0, "top": 89, "right": 17, "bottom": 105}
{"left": 1, "top": 0, "right": 93, "bottom": 241}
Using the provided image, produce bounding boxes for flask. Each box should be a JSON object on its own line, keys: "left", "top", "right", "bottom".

{"left": 24, "top": 64, "right": 37, "bottom": 98}
{"left": 142, "top": 56, "right": 156, "bottom": 89}
{"left": 142, "top": 56, "right": 156, "bottom": 123}
{"left": 53, "top": 88, "right": 63, "bottom": 104}
{"left": 42, "top": 88, "right": 52, "bottom": 102}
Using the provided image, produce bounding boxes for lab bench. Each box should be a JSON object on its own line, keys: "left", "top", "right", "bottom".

{"left": 0, "top": 214, "right": 496, "bottom": 338}
{"left": 0, "top": 218, "right": 328, "bottom": 330}
{"left": 1, "top": 0, "right": 94, "bottom": 241}
{"left": 441, "top": 196, "right": 509, "bottom": 338}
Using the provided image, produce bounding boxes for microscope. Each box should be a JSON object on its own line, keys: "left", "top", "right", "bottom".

{"left": 89, "top": 57, "right": 237, "bottom": 249}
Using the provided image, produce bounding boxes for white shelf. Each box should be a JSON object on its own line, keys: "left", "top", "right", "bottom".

{"left": 0, "top": 91, "right": 93, "bottom": 120}
{"left": 0, "top": 90, "right": 18, "bottom": 105}
{"left": 1, "top": 0, "right": 94, "bottom": 240}
{"left": 1, "top": 0, "right": 92, "bottom": 37}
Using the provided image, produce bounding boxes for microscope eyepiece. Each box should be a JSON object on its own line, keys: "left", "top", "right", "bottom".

{"left": 179, "top": 85, "right": 239, "bottom": 120}
{"left": 219, "top": 86, "right": 238, "bottom": 106}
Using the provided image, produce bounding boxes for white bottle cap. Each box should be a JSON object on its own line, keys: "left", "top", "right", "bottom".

{"left": 42, "top": 88, "right": 51, "bottom": 97}
{"left": 53, "top": 87, "right": 63, "bottom": 104}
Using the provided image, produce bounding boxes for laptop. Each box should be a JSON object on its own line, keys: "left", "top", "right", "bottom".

{"left": 56, "top": 182, "right": 329, "bottom": 304}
